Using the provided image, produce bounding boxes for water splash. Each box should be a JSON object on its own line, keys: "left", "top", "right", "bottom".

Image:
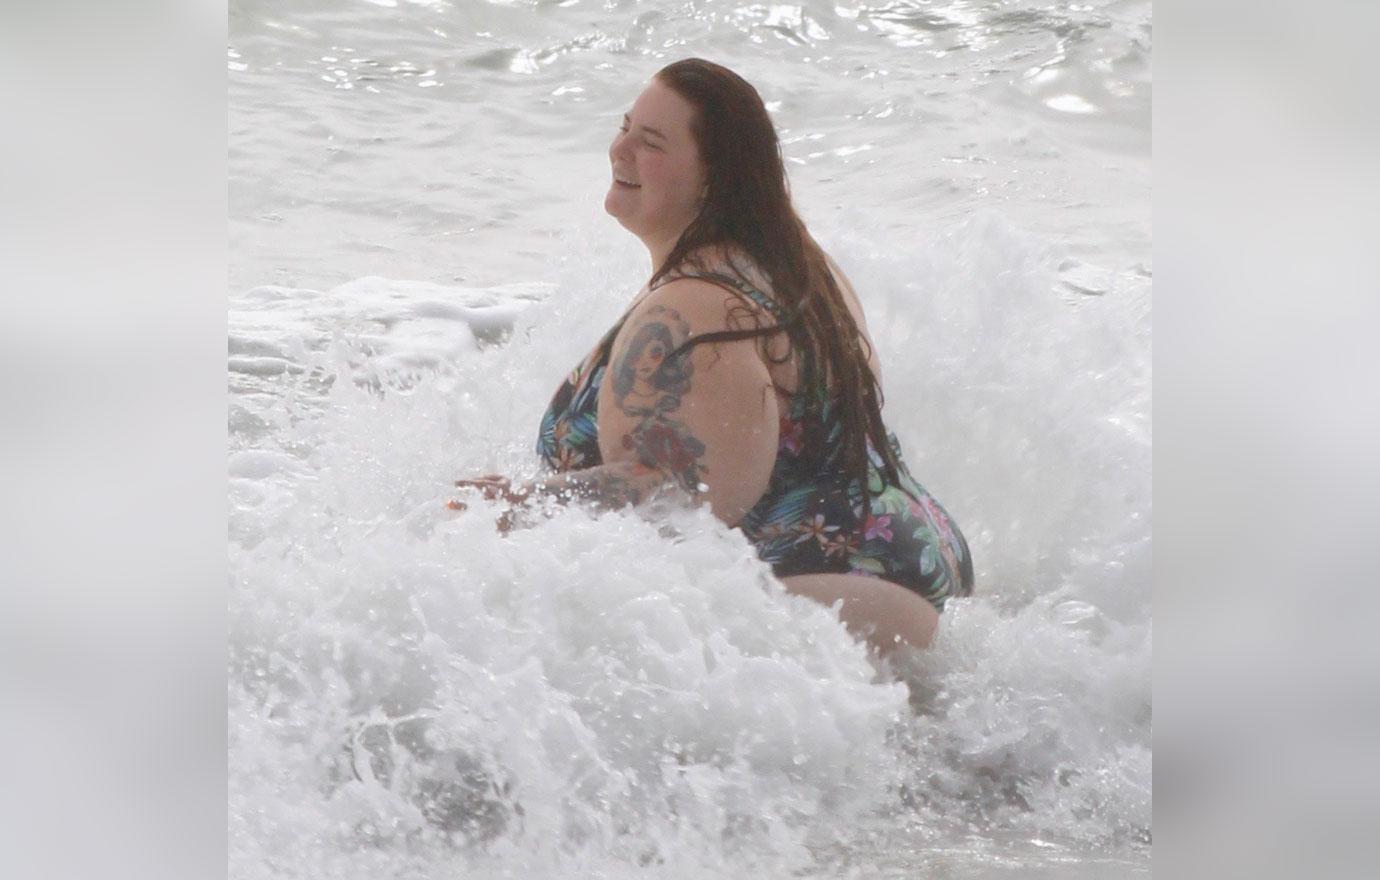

{"left": 230, "top": 211, "right": 1149, "bottom": 876}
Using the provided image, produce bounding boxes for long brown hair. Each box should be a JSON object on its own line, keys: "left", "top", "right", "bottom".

{"left": 648, "top": 57, "right": 902, "bottom": 517}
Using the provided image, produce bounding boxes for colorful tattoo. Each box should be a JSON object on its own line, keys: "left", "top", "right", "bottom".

{"left": 609, "top": 306, "right": 708, "bottom": 493}
{"left": 622, "top": 420, "right": 706, "bottom": 491}
{"left": 610, "top": 305, "right": 694, "bottom": 415}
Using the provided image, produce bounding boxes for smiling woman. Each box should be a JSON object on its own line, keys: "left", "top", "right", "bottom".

{"left": 603, "top": 81, "right": 709, "bottom": 270}
{"left": 452, "top": 58, "right": 974, "bottom": 656}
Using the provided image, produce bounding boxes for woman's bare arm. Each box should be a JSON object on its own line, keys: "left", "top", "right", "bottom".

{"left": 594, "top": 278, "right": 779, "bottom": 526}
{"left": 452, "top": 278, "right": 779, "bottom": 528}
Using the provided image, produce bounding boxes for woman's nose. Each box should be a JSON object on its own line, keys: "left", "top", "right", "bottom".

{"left": 609, "top": 132, "right": 632, "bottom": 162}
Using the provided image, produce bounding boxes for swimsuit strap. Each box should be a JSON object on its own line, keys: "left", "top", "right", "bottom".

{"left": 671, "top": 271, "right": 786, "bottom": 322}
{"left": 668, "top": 271, "right": 835, "bottom": 407}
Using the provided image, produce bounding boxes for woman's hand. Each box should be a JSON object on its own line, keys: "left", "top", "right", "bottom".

{"left": 447, "top": 474, "right": 532, "bottom": 533}
{"left": 451, "top": 474, "right": 531, "bottom": 505}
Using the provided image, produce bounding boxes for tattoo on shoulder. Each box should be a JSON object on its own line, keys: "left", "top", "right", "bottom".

{"left": 611, "top": 305, "right": 694, "bottom": 416}
{"left": 609, "top": 305, "right": 708, "bottom": 493}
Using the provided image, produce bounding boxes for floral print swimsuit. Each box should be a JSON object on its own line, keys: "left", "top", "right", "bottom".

{"left": 536, "top": 273, "right": 974, "bottom": 612}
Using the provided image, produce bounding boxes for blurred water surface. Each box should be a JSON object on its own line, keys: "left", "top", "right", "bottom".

{"left": 230, "top": 0, "right": 1150, "bottom": 290}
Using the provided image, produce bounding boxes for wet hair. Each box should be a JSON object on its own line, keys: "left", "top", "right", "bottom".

{"left": 648, "top": 57, "right": 902, "bottom": 517}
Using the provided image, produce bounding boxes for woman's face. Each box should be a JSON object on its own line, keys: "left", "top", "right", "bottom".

{"left": 634, "top": 337, "right": 667, "bottom": 385}
{"left": 604, "top": 79, "right": 708, "bottom": 244}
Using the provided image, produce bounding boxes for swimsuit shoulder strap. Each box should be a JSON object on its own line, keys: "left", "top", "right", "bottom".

{"left": 669, "top": 271, "right": 786, "bottom": 322}
{"left": 657, "top": 270, "right": 827, "bottom": 401}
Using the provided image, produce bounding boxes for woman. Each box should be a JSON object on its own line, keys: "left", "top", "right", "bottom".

{"left": 453, "top": 59, "right": 973, "bottom": 655}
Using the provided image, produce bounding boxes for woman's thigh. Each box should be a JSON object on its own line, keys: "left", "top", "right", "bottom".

{"left": 779, "top": 572, "right": 940, "bottom": 655}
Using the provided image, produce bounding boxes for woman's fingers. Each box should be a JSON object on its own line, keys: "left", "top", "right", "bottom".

{"left": 495, "top": 508, "right": 518, "bottom": 535}
{"left": 450, "top": 474, "right": 533, "bottom": 524}
{"left": 450, "top": 483, "right": 514, "bottom": 510}
{"left": 446, "top": 486, "right": 532, "bottom": 534}
{"left": 455, "top": 476, "right": 511, "bottom": 500}
{"left": 446, "top": 497, "right": 519, "bottom": 534}
{"left": 455, "top": 479, "right": 509, "bottom": 500}
{"left": 455, "top": 479, "right": 533, "bottom": 504}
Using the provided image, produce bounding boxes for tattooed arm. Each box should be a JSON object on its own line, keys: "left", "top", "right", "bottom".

{"left": 592, "top": 280, "right": 779, "bottom": 526}
{"left": 453, "top": 279, "right": 779, "bottom": 528}
{"left": 450, "top": 462, "right": 666, "bottom": 533}
{"left": 502, "top": 461, "right": 663, "bottom": 507}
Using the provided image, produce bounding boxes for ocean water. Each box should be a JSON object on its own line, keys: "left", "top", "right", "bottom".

{"left": 229, "top": 1, "right": 1151, "bottom": 877}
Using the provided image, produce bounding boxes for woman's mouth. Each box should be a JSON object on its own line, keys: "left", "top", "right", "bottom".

{"left": 614, "top": 177, "right": 641, "bottom": 190}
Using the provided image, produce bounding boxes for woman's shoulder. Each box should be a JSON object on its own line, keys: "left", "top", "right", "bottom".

{"left": 662, "top": 244, "right": 782, "bottom": 321}
{"left": 632, "top": 272, "right": 751, "bottom": 333}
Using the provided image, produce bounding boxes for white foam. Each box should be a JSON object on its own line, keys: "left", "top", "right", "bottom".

{"left": 229, "top": 210, "right": 1150, "bottom": 875}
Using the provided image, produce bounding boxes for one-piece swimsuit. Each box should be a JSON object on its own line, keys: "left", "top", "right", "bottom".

{"left": 536, "top": 272, "right": 975, "bottom": 611}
